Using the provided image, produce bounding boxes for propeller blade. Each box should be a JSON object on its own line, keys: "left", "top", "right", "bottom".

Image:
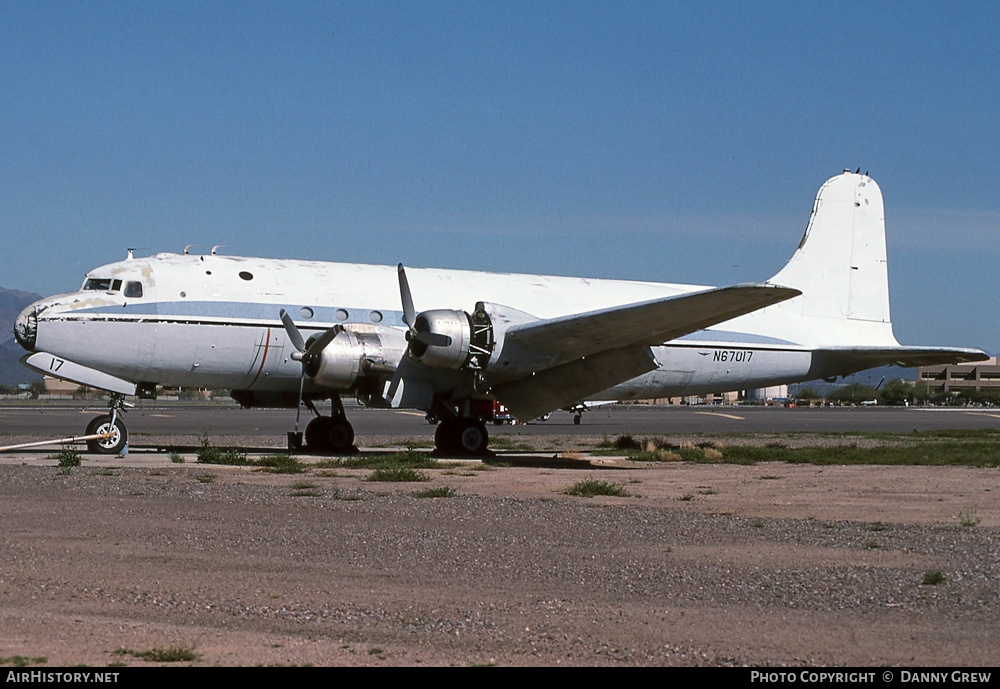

{"left": 398, "top": 263, "right": 416, "bottom": 329}
{"left": 413, "top": 331, "right": 452, "bottom": 347}
{"left": 304, "top": 324, "right": 343, "bottom": 358}
{"left": 385, "top": 348, "right": 408, "bottom": 403}
{"left": 279, "top": 309, "right": 306, "bottom": 353}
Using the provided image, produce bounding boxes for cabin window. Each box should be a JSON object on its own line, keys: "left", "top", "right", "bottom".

{"left": 111, "top": 279, "right": 122, "bottom": 291}
{"left": 124, "top": 281, "right": 143, "bottom": 298}
{"left": 369, "top": 310, "right": 383, "bottom": 324}
{"left": 239, "top": 271, "right": 254, "bottom": 281}
{"left": 300, "top": 307, "right": 314, "bottom": 320}
{"left": 334, "top": 309, "right": 349, "bottom": 322}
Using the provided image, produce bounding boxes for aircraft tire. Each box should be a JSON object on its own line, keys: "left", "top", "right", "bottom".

{"left": 304, "top": 417, "right": 330, "bottom": 452}
{"left": 434, "top": 419, "right": 459, "bottom": 455}
{"left": 573, "top": 414, "right": 582, "bottom": 425}
{"left": 457, "top": 419, "right": 489, "bottom": 456}
{"left": 85, "top": 414, "right": 128, "bottom": 455}
{"left": 327, "top": 417, "right": 355, "bottom": 454}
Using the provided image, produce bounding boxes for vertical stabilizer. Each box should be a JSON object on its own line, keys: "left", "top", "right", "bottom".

{"left": 769, "top": 171, "right": 897, "bottom": 345}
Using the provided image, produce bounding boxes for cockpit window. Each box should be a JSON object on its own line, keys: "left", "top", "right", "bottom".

{"left": 83, "top": 278, "right": 113, "bottom": 291}
{"left": 123, "top": 281, "right": 143, "bottom": 298}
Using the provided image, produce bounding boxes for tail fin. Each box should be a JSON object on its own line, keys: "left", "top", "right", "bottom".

{"left": 769, "top": 170, "right": 898, "bottom": 346}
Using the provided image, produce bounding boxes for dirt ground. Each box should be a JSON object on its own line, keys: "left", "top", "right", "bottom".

{"left": 1, "top": 442, "right": 998, "bottom": 667}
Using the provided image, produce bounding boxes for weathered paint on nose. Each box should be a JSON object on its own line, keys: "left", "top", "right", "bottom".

{"left": 13, "top": 303, "right": 38, "bottom": 352}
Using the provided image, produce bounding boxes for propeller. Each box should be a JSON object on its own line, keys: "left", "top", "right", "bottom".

{"left": 386, "top": 264, "right": 451, "bottom": 402}
{"left": 397, "top": 264, "right": 451, "bottom": 348}
{"left": 279, "top": 309, "right": 343, "bottom": 431}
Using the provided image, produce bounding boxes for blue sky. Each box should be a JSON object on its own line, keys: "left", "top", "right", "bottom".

{"left": 2, "top": 1, "right": 997, "bottom": 352}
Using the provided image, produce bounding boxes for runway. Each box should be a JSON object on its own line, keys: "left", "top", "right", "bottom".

{"left": 2, "top": 401, "right": 1000, "bottom": 451}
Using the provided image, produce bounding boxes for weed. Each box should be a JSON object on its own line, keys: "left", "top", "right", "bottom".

{"left": 113, "top": 646, "right": 199, "bottom": 662}
{"left": 864, "top": 540, "right": 882, "bottom": 549}
{"left": 958, "top": 511, "right": 981, "bottom": 527}
{"left": 677, "top": 493, "right": 695, "bottom": 502}
{"left": 759, "top": 474, "right": 782, "bottom": 480}
{"left": 54, "top": 446, "right": 81, "bottom": 468}
{"left": 89, "top": 469, "right": 119, "bottom": 477}
{"left": 702, "top": 447, "right": 723, "bottom": 461}
{"left": 922, "top": 570, "right": 946, "bottom": 586}
{"left": 696, "top": 486, "right": 717, "bottom": 495}
{"left": 367, "top": 467, "right": 430, "bottom": 482}
{"left": 488, "top": 436, "right": 532, "bottom": 451}
{"left": 601, "top": 434, "right": 642, "bottom": 451}
{"left": 316, "top": 450, "right": 437, "bottom": 470}
{"left": 254, "top": 454, "right": 304, "bottom": 474}
{"left": 563, "top": 479, "right": 631, "bottom": 498}
{"left": 196, "top": 436, "right": 247, "bottom": 465}
{"left": 751, "top": 519, "right": 765, "bottom": 528}
{"left": 413, "top": 486, "right": 456, "bottom": 498}
{"left": 868, "top": 522, "right": 888, "bottom": 532}
{"left": 194, "top": 474, "right": 215, "bottom": 484}
{"left": 0, "top": 656, "right": 46, "bottom": 667}
{"left": 290, "top": 481, "right": 316, "bottom": 490}
{"left": 169, "top": 452, "right": 184, "bottom": 463}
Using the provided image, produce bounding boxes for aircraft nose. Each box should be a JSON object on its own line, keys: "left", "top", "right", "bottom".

{"left": 13, "top": 303, "right": 39, "bottom": 352}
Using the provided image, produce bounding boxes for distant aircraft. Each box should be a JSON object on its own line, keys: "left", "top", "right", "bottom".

{"left": 13, "top": 171, "right": 987, "bottom": 455}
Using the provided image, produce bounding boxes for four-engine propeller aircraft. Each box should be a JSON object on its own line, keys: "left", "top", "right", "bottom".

{"left": 14, "top": 171, "right": 987, "bottom": 455}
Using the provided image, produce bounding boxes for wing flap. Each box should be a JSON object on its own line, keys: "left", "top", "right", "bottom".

{"left": 491, "top": 346, "right": 658, "bottom": 421}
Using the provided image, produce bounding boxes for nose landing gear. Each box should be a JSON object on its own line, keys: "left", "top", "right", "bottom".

{"left": 86, "top": 394, "right": 131, "bottom": 455}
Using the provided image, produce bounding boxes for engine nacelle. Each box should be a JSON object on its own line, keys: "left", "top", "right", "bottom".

{"left": 410, "top": 309, "right": 474, "bottom": 369}
{"left": 304, "top": 330, "right": 400, "bottom": 389}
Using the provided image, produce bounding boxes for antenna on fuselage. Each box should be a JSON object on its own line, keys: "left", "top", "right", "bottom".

{"left": 211, "top": 245, "right": 225, "bottom": 255}
{"left": 184, "top": 244, "right": 197, "bottom": 255}
{"left": 127, "top": 248, "right": 134, "bottom": 259}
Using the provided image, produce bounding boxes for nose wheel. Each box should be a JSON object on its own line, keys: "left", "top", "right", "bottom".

{"left": 85, "top": 414, "right": 128, "bottom": 454}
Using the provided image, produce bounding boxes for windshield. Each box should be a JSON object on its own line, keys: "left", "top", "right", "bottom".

{"left": 83, "top": 278, "right": 113, "bottom": 291}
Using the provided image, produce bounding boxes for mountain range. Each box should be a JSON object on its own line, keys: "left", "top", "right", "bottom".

{"left": 0, "top": 286, "right": 42, "bottom": 387}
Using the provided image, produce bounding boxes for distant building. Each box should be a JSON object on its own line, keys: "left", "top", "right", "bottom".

{"left": 916, "top": 357, "right": 1000, "bottom": 396}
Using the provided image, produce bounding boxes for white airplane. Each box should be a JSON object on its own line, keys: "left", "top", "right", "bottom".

{"left": 13, "top": 170, "right": 987, "bottom": 456}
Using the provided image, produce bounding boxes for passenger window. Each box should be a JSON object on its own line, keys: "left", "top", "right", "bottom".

{"left": 112, "top": 279, "right": 122, "bottom": 291}
{"left": 124, "top": 281, "right": 143, "bottom": 298}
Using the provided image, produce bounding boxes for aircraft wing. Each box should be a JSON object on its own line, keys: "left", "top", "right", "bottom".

{"left": 491, "top": 283, "right": 800, "bottom": 373}
{"left": 487, "top": 283, "right": 800, "bottom": 420}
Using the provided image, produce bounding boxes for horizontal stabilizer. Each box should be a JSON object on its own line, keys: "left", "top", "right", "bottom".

{"left": 495, "top": 283, "right": 800, "bottom": 374}
{"left": 813, "top": 346, "right": 989, "bottom": 378}
{"left": 21, "top": 352, "right": 137, "bottom": 396}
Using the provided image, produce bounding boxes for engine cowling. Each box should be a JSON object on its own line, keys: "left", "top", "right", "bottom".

{"left": 303, "top": 330, "right": 402, "bottom": 389}
{"left": 409, "top": 309, "right": 473, "bottom": 369}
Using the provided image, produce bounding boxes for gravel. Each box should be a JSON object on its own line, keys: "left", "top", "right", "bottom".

{"left": 0, "top": 450, "right": 997, "bottom": 666}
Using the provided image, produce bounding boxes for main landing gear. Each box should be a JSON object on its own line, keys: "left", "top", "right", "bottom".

{"left": 300, "top": 396, "right": 356, "bottom": 455}
{"left": 86, "top": 394, "right": 131, "bottom": 455}
{"left": 432, "top": 417, "right": 492, "bottom": 458}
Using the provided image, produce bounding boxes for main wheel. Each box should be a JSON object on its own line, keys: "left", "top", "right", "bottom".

{"left": 457, "top": 420, "right": 489, "bottom": 455}
{"left": 327, "top": 417, "right": 355, "bottom": 453}
{"left": 434, "top": 419, "right": 459, "bottom": 455}
{"left": 304, "top": 416, "right": 331, "bottom": 452}
{"left": 85, "top": 414, "right": 128, "bottom": 455}
{"left": 304, "top": 416, "right": 355, "bottom": 454}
